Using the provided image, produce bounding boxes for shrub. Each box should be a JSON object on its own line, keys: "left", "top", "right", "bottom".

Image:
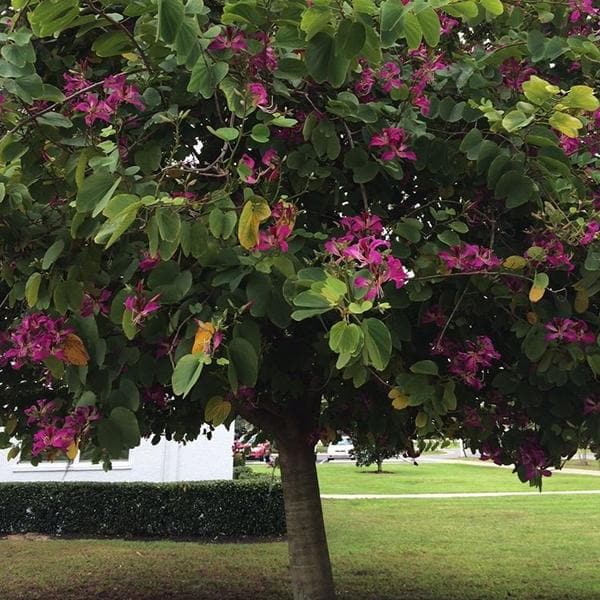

{"left": 0, "top": 480, "right": 285, "bottom": 538}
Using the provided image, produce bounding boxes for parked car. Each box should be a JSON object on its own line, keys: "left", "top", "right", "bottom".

{"left": 327, "top": 436, "right": 353, "bottom": 460}
{"left": 234, "top": 436, "right": 272, "bottom": 461}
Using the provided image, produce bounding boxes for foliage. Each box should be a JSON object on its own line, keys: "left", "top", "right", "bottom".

{"left": 350, "top": 433, "right": 407, "bottom": 471}
{"left": 0, "top": 480, "right": 285, "bottom": 537}
{"left": 0, "top": 0, "right": 599, "bottom": 507}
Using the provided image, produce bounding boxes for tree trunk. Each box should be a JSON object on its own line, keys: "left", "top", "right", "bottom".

{"left": 277, "top": 437, "right": 336, "bottom": 600}
{"left": 377, "top": 459, "right": 383, "bottom": 473}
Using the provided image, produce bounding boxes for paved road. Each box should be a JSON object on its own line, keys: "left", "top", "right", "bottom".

{"left": 321, "top": 490, "right": 600, "bottom": 500}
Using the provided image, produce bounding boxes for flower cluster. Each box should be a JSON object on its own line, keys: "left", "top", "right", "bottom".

{"left": 580, "top": 221, "right": 600, "bottom": 245}
{"left": 438, "top": 244, "right": 502, "bottom": 272}
{"left": 544, "top": 318, "right": 596, "bottom": 345}
{"left": 256, "top": 200, "right": 297, "bottom": 252}
{"left": 518, "top": 436, "right": 552, "bottom": 482}
{"left": 240, "top": 148, "right": 280, "bottom": 184}
{"left": 139, "top": 251, "right": 161, "bottom": 272}
{"left": 28, "top": 403, "right": 99, "bottom": 457}
{"left": 124, "top": 282, "right": 161, "bottom": 326}
{"left": 369, "top": 128, "right": 416, "bottom": 162}
{"left": 325, "top": 213, "right": 408, "bottom": 300}
{"left": 68, "top": 72, "right": 145, "bottom": 127}
{"left": 1, "top": 313, "right": 74, "bottom": 369}
{"left": 499, "top": 58, "right": 537, "bottom": 91}
{"left": 421, "top": 305, "right": 447, "bottom": 327}
{"left": 528, "top": 234, "right": 575, "bottom": 271}
{"left": 568, "top": 0, "right": 599, "bottom": 23}
{"left": 208, "top": 28, "right": 277, "bottom": 74}
{"left": 409, "top": 49, "right": 447, "bottom": 115}
{"left": 447, "top": 336, "right": 501, "bottom": 389}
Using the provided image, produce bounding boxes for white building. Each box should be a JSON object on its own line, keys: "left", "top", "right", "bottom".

{"left": 0, "top": 427, "right": 234, "bottom": 483}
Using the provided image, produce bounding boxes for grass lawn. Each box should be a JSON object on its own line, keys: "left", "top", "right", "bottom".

{"left": 1, "top": 494, "right": 599, "bottom": 600}
{"left": 251, "top": 461, "right": 600, "bottom": 494}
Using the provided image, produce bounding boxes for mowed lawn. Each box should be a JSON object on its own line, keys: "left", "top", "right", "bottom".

{"left": 2, "top": 464, "right": 599, "bottom": 600}
{"left": 252, "top": 460, "right": 600, "bottom": 494}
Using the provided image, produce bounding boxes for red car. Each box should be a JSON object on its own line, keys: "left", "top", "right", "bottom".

{"left": 233, "top": 437, "right": 272, "bottom": 461}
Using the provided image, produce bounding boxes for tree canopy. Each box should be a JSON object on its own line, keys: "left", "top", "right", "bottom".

{"left": 0, "top": 0, "right": 599, "bottom": 597}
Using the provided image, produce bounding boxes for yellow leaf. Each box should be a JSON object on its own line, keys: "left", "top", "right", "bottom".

{"left": 548, "top": 111, "right": 583, "bottom": 139}
{"left": 66, "top": 441, "right": 79, "bottom": 460}
{"left": 503, "top": 255, "right": 528, "bottom": 270}
{"left": 526, "top": 311, "right": 538, "bottom": 325}
{"left": 392, "top": 394, "right": 410, "bottom": 410}
{"left": 575, "top": 289, "right": 589, "bottom": 314}
{"left": 62, "top": 333, "right": 90, "bottom": 366}
{"left": 192, "top": 322, "right": 215, "bottom": 354}
{"left": 529, "top": 285, "right": 545, "bottom": 303}
{"left": 205, "top": 396, "right": 232, "bottom": 426}
{"left": 237, "top": 196, "right": 271, "bottom": 249}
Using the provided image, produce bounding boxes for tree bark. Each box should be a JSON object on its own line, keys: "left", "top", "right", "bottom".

{"left": 277, "top": 437, "right": 336, "bottom": 600}
{"left": 377, "top": 459, "right": 383, "bottom": 473}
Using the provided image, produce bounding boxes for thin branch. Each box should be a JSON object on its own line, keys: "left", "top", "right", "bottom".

{"left": 2, "top": 81, "right": 105, "bottom": 139}
{"left": 343, "top": 121, "right": 369, "bottom": 211}
{"left": 435, "top": 283, "right": 469, "bottom": 349}
{"left": 85, "top": 0, "right": 155, "bottom": 74}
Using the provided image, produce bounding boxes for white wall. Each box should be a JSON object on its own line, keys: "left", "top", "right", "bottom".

{"left": 0, "top": 426, "right": 234, "bottom": 483}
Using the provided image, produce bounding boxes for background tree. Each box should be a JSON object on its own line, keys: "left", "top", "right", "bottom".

{"left": 0, "top": 1, "right": 599, "bottom": 598}
{"left": 350, "top": 433, "right": 408, "bottom": 473}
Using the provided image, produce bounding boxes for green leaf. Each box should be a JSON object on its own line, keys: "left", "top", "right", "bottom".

{"left": 228, "top": 337, "right": 259, "bottom": 387}
{"left": 403, "top": 11, "right": 422, "bottom": 50}
{"left": 336, "top": 20, "right": 366, "bottom": 59}
{"left": 410, "top": 360, "right": 439, "bottom": 376}
{"left": 42, "top": 240, "right": 65, "bottom": 270}
{"left": 305, "top": 32, "right": 349, "bottom": 87}
{"left": 361, "top": 318, "right": 392, "bottom": 371}
{"left": 172, "top": 353, "right": 205, "bottom": 397}
{"left": 416, "top": 8, "right": 440, "bottom": 48}
{"left": 208, "top": 126, "right": 239, "bottom": 141}
{"left": 495, "top": 170, "right": 535, "bottom": 208}
{"left": 480, "top": 0, "right": 504, "bottom": 16}
{"left": 156, "top": 207, "right": 181, "bottom": 242}
{"left": 157, "top": 0, "right": 184, "bottom": 44}
{"left": 25, "top": 272, "right": 41, "bottom": 307}
{"left": 586, "top": 354, "right": 600, "bottom": 376}
{"left": 533, "top": 272, "right": 549, "bottom": 289}
{"left": 502, "top": 110, "right": 534, "bottom": 133}
{"left": 111, "top": 407, "right": 140, "bottom": 448}
{"left": 329, "top": 321, "right": 363, "bottom": 356}
{"left": 29, "top": 0, "right": 79, "bottom": 37}
{"left": 121, "top": 309, "right": 137, "bottom": 341}
{"left": 92, "top": 31, "right": 133, "bottom": 57}
{"left": 523, "top": 324, "right": 548, "bottom": 361}
{"left": 188, "top": 60, "right": 229, "bottom": 98}
{"left": 76, "top": 172, "right": 122, "bottom": 216}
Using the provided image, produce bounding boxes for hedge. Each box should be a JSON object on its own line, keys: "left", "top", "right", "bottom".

{"left": 0, "top": 480, "right": 285, "bottom": 538}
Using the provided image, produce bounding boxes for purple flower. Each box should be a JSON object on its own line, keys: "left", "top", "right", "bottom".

{"left": 545, "top": 318, "right": 595, "bottom": 345}
{"left": 239, "top": 154, "right": 257, "bottom": 184}
{"left": 24, "top": 399, "right": 59, "bottom": 426}
{"left": 580, "top": 221, "right": 600, "bottom": 246}
{"left": 32, "top": 424, "right": 75, "bottom": 456}
{"left": 63, "top": 72, "right": 91, "bottom": 95}
{"left": 568, "top": 0, "right": 599, "bottom": 22}
{"left": 439, "top": 244, "right": 501, "bottom": 272}
{"left": 2, "top": 313, "right": 73, "bottom": 369}
{"left": 80, "top": 290, "right": 111, "bottom": 318}
{"left": 480, "top": 442, "right": 504, "bottom": 465}
{"left": 440, "top": 13, "right": 459, "bottom": 34}
{"left": 529, "top": 234, "right": 575, "bottom": 272}
{"left": 369, "top": 127, "right": 416, "bottom": 162}
{"left": 72, "top": 93, "right": 113, "bottom": 127}
{"left": 208, "top": 27, "right": 247, "bottom": 52}
{"left": 124, "top": 282, "right": 161, "bottom": 326}
{"left": 518, "top": 436, "right": 552, "bottom": 482}
{"left": 499, "top": 59, "right": 537, "bottom": 91}
{"left": 421, "top": 305, "right": 447, "bottom": 327}
{"left": 449, "top": 336, "right": 501, "bottom": 389}
{"left": 354, "top": 63, "right": 375, "bottom": 99}
{"left": 378, "top": 62, "right": 402, "bottom": 93}
{"left": 339, "top": 213, "right": 384, "bottom": 237}
{"left": 138, "top": 251, "right": 161, "bottom": 272}
{"left": 247, "top": 82, "right": 268, "bottom": 107}
{"left": 143, "top": 385, "right": 171, "bottom": 410}
{"left": 249, "top": 32, "right": 278, "bottom": 74}
{"left": 255, "top": 201, "right": 297, "bottom": 252}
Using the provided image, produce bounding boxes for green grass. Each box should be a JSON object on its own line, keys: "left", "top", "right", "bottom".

{"left": 2, "top": 494, "right": 599, "bottom": 600}
{"left": 252, "top": 461, "right": 600, "bottom": 494}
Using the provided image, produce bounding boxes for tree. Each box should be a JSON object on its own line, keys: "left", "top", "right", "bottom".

{"left": 0, "top": 0, "right": 599, "bottom": 598}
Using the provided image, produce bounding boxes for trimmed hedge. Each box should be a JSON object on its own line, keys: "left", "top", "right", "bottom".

{"left": 0, "top": 480, "right": 285, "bottom": 538}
